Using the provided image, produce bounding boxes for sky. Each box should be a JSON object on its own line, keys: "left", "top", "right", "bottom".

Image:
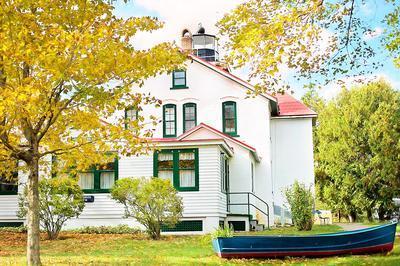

{"left": 113, "top": 0, "right": 400, "bottom": 100}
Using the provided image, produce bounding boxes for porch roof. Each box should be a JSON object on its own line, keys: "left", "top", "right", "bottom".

{"left": 151, "top": 123, "right": 260, "bottom": 162}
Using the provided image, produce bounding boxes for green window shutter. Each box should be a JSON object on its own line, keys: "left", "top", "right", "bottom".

{"left": 183, "top": 103, "right": 197, "bottom": 132}
{"left": 153, "top": 151, "right": 158, "bottom": 177}
{"left": 163, "top": 104, "right": 177, "bottom": 138}
{"left": 171, "top": 70, "right": 187, "bottom": 89}
{"left": 222, "top": 101, "right": 238, "bottom": 136}
{"left": 154, "top": 149, "right": 199, "bottom": 192}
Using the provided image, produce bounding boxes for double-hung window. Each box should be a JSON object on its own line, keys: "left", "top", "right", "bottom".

{"left": 183, "top": 103, "right": 197, "bottom": 132}
{"left": 163, "top": 104, "right": 177, "bottom": 137}
{"left": 172, "top": 70, "right": 187, "bottom": 89}
{"left": 77, "top": 159, "right": 118, "bottom": 193}
{"left": 124, "top": 106, "right": 138, "bottom": 129}
{"left": 154, "top": 149, "right": 199, "bottom": 191}
{"left": 0, "top": 174, "right": 18, "bottom": 195}
{"left": 222, "top": 101, "right": 238, "bottom": 136}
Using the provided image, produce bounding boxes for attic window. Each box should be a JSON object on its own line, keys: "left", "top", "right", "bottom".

{"left": 172, "top": 70, "right": 187, "bottom": 89}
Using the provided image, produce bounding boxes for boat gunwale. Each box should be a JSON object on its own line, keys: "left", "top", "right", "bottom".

{"left": 216, "top": 221, "right": 398, "bottom": 239}
{"left": 219, "top": 231, "right": 395, "bottom": 252}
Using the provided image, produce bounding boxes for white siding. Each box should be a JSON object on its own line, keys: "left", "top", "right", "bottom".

{"left": 134, "top": 60, "right": 274, "bottom": 222}
{"left": 182, "top": 146, "right": 221, "bottom": 217}
{"left": 65, "top": 145, "right": 226, "bottom": 232}
{"left": 119, "top": 154, "right": 153, "bottom": 178}
{"left": 76, "top": 194, "right": 125, "bottom": 219}
{"left": 271, "top": 117, "right": 315, "bottom": 219}
{"left": 0, "top": 195, "right": 19, "bottom": 220}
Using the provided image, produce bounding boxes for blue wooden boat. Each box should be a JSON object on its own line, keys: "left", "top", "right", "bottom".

{"left": 212, "top": 221, "right": 397, "bottom": 258}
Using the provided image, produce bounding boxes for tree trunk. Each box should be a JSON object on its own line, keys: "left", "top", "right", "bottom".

{"left": 27, "top": 157, "right": 41, "bottom": 265}
{"left": 348, "top": 211, "right": 357, "bottom": 223}
{"left": 366, "top": 209, "right": 373, "bottom": 222}
{"left": 378, "top": 207, "right": 386, "bottom": 221}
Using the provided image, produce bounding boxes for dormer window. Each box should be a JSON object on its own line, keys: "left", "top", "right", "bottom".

{"left": 222, "top": 101, "right": 238, "bottom": 136}
{"left": 172, "top": 70, "right": 187, "bottom": 89}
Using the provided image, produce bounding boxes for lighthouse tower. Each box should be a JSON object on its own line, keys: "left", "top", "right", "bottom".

{"left": 181, "top": 24, "right": 219, "bottom": 62}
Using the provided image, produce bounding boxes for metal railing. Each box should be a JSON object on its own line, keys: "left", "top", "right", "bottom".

{"left": 226, "top": 192, "right": 270, "bottom": 229}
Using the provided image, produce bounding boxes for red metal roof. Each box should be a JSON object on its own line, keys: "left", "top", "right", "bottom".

{"left": 275, "top": 93, "right": 317, "bottom": 117}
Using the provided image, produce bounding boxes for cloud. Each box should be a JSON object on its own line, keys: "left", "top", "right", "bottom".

{"left": 319, "top": 73, "right": 400, "bottom": 100}
{"left": 129, "top": 0, "right": 244, "bottom": 49}
{"left": 364, "top": 27, "right": 383, "bottom": 41}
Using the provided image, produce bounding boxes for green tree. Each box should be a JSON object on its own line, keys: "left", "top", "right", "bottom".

{"left": 0, "top": 1, "right": 184, "bottom": 264}
{"left": 317, "top": 80, "right": 400, "bottom": 222}
{"left": 217, "top": 0, "right": 400, "bottom": 93}
{"left": 301, "top": 89, "right": 326, "bottom": 115}
{"left": 301, "top": 89, "right": 325, "bottom": 149}
{"left": 18, "top": 177, "right": 85, "bottom": 240}
{"left": 111, "top": 178, "right": 183, "bottom": 240}
{"left": 285, "top": 181, "right": 314, "bottom": 231}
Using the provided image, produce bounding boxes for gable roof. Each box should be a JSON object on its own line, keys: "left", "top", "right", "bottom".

{"left": 179, "top": 123, "right": 260, "bottom": 162}
{"left": 274, "top": 93, "right": 317, "bottom": 118}
{"left": 152, "top": 123, "right": 260, "bottom": 162}
{"left": 188, "top": 54, "right": 317, "bottom": 118}
{"left": 189, "top": 54, "right": 277, "bottom": 103}
{"left": 151, "top": 137, "right": 234, "bottom": 156}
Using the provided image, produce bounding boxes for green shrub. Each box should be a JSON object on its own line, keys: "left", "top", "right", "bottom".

{"left": 111, "top": 177, "right": 183, "bottom": 240}
{"left": 211, "top": 225, "right": 234, "bottom": 239}
{"left": 18, "top": 177, "right": 85, "bottom": 240}
{"left": 285, "top": 181, "right": 314, "bottom": 231}
{"left": 71, "top": 225, "right": 142, "bottom": 234}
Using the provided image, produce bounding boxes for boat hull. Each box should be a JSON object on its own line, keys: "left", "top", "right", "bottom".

{"left": 212, "top": 222, "right": 397, "bottom": 258}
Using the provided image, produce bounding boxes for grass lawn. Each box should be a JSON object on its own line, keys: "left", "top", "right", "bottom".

{"left": 0, "top": 225, "right": 399, "bottom": 265}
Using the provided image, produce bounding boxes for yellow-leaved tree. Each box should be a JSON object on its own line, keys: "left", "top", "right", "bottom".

{"left": 0, "top": 1, "right": 185, "bottom": 265}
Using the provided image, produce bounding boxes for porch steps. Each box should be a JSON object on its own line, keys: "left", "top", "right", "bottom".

{"left": 226, "top": 214, "right": 265, "bottom": 232}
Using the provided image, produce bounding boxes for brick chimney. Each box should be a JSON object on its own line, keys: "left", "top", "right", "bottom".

{"left": 181, "top": 29, "right": 192, "bottom": 52}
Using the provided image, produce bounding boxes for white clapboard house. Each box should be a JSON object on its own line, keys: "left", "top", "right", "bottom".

{"left": 0, "top": 27, "right": 316, "bottom": 233}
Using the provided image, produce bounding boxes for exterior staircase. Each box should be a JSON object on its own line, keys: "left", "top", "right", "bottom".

{"left": 226, "top": 192, "right": 270, "bottom": 231}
